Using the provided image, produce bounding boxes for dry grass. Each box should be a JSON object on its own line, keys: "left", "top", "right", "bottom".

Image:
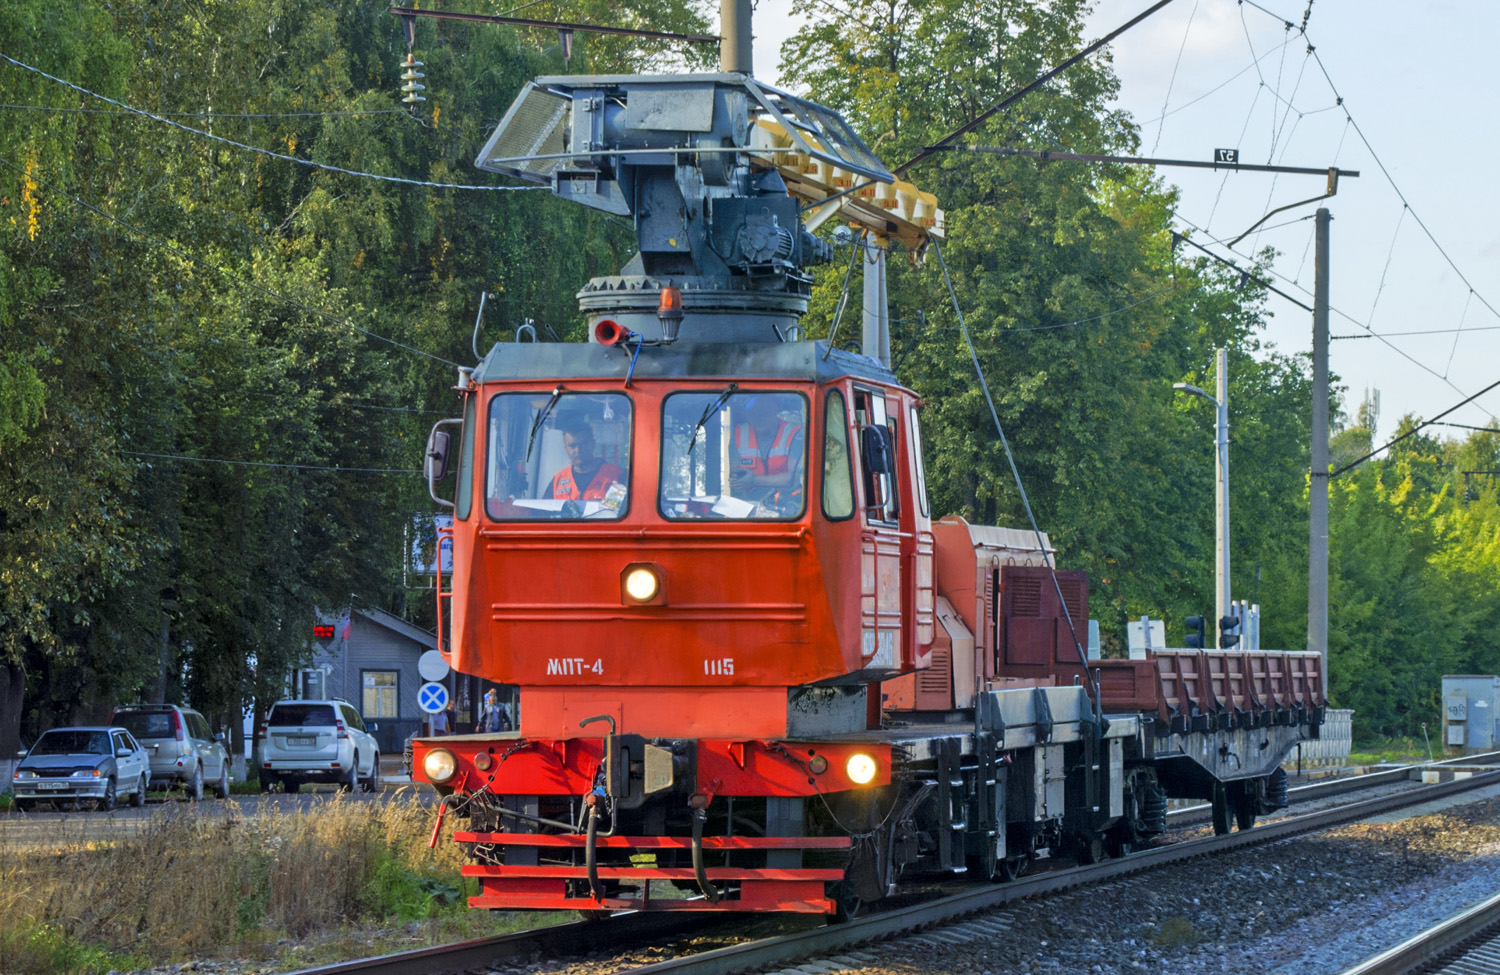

{"left": 0, "top": 789, "right": 487, "bottom": 973}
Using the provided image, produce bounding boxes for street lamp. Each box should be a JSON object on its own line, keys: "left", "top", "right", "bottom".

{"left": 1174, "top": 347, "right": 1231, "bottom": 645}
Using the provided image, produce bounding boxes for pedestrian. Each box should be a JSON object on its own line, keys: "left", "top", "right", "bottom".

{"left": 430, "top": 704, "right": 451, "bottom": 736}
{"left": 476, "top": 688, "right": 513, "bottom": 733}
{"left": 442, "top": 703, "right": 458, "bottom": 736}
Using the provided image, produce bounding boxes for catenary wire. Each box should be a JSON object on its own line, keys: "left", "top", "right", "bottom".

{"left": 931, "top": 237, "right": 1098, "bottom": 707}
{"left": 0, "top": 104, "right": 408, "bottom": 119}
{"left": 1169, "top": 210, "right": 1495, "bottom": 414}
{"left": 1223, "top": 7, "right": 1500, "bottom": 392}
{"left": 0, "top": 154, "right": 461, "bottom": 368}
{"left": 0, "top": 53, "right": 548, "bottom": 193}
{"left": 123, "top": 451, "right": 419, "bottom": 474}
{"left": 1150, "top": 0, "right": 1200, "bottom": 156}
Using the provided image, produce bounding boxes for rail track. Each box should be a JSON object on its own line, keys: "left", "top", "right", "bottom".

{"left": 282, "top": 763, "right": 1500, "bottom": 975}
{"left": 1336, "top": 889, "right": 1500, "bottom": 975}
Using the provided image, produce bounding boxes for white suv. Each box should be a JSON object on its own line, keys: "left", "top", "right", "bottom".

{"left": 258, "top": 700, "right": 380, "bottom": 794}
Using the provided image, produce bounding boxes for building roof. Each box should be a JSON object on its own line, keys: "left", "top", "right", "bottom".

{"left": 354, "top": 606, "right": 435, "bottom": 650}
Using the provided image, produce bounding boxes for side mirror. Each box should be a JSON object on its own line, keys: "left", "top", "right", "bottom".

{"left": 369, "top": 723, "right": 380, "bottom": 732}
{"left": 116, "top": 748, "right": 132, "bottom": 758}
{"left": 425, "top": 430, "right": 452, "bottom": 482}
{"left": 426, "top": 418, "right": 462, "bottom": 509}
{"left": 15, "top": 750, "right": 26, "bottom": 759}
{"left": 214, "top": 732, "right": 226, "bottom": 743}
{"left": 860, "top": 424, "right": 894, "bottom": 475}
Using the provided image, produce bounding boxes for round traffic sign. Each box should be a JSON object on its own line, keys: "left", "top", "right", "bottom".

{"left": 418, "top": 649, "right": 450, "bottom": 682}
{"left": 418, "top": 681, "right": 449, "bottom": 714}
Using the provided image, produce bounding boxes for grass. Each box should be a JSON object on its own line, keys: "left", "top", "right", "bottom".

{"left": 0, "top": 788, "right": 549, "bottom": 974}
{"left": 1348, "top": 736, "right": 1438, "bottom": 766}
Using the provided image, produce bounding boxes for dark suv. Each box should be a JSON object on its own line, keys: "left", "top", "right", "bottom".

{"left": 110, "top": 704, "right": 233, "bottom": 799}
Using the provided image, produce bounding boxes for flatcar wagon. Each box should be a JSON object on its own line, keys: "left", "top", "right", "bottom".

{"left": 410, "top": 0, "right": 1324, "bottom": 916}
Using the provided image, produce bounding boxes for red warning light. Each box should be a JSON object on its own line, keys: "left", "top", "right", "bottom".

{"left": 312, "top": 625, "right": 335, "bottom": 640}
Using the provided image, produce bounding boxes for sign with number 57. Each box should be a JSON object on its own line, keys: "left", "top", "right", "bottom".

{"left": 1214, "top": 148, "right": 1239, "bottom": 164}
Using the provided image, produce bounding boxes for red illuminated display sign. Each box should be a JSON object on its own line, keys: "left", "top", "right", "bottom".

{"left": 312, "top": 625, "right": 335, "bottom": 640}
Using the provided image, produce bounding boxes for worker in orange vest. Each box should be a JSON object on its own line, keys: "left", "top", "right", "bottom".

{"left": 547, "top": 421, "right": 625, "bottom": 502}
{"left": 731, "top": 395, "right": 804, "bottom": 507}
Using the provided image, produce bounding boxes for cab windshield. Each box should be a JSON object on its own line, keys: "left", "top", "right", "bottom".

{"left": 660, "top": 391, "right": 807, "bottom": 520}
{"left": 486, "top": 392, "right": 632, "bottom": 520}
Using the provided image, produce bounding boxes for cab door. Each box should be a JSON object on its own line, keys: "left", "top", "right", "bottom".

{"left": 852, "top": 387, "right": 904, "bottom": 675}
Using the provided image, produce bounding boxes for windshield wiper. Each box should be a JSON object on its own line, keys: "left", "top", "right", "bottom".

{"left": 687, "top": 383, "right": 737, "bottom": 456}
{"left": 525, "top": 385, "right": 565, "bottom": 462}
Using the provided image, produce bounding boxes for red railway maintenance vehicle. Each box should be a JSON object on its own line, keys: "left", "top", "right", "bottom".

{"left": 411, "top": 2, "right": 1325, "bottom": 917}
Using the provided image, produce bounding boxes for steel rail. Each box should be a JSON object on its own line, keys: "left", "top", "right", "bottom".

{"left": 284, "top": 767, "right": 1500, "bottom": 975}
{"left": 1336, "top": 889, "right": 1500, "bottom": 975}
{"left": 280, "top": 910, "right": 730, "bottom": 975}
{"left": 1166, "top": 751, "right": 1500, "bottom": 825}
{"left": 609, "top": 770, "right": 1500, "bottom": 975}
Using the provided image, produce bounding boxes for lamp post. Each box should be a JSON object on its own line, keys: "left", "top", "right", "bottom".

{"left": 1175, "top": 347, "right": 1231, "bottom": 642}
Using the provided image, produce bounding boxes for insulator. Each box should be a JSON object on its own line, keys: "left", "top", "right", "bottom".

{"left": 398, "top": 55, "right": 426, "bottom": 104}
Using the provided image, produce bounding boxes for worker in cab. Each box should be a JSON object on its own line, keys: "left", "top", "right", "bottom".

{"left": 546, "top": 420, "right": 626, "bottom": 508}
{"left": 731, "top": 394, "right": 805, "bottom": 511}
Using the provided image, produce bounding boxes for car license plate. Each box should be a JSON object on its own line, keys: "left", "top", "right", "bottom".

{"left": 37, "top": 781, "right": 67, "bottom": 790}
{"left": 286, "top": 736, "right": 315, "bottom": 746}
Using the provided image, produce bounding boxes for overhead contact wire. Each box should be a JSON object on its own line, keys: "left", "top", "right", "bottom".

{"left": 0, "top": 154, "right": 461, "bottom": 368}
{"left": 932, "top": 238, "right": 1098, "bottom": 709}
{"left": 0, "top": 53, "right": 547, "bottom": 192}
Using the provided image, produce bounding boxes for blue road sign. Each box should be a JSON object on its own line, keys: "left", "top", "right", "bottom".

{"left": 418, "top": 681, "right": 449, "bottom": 714}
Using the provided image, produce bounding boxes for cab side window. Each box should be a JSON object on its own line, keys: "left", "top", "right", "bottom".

{"left": 853, "top": 389, "right": 900, "bottom": 523}
{"left": 822, "top": 391, "right": 855, "bottom": 519}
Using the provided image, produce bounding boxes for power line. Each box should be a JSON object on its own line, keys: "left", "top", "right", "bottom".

{"left": 1170, "top": 212, "right": 1498, "bottom": 422}
{"left": 0, "top": 103, "right": 408, "bottom": 119}
{"left": 124, "top": 450, "right": 419, "bottom": 474}
{"left": 0, "top": 154, "right": 460, "bottom": 368}
{"left": 0, "top": 52, "right": 549, "bottom": 193}
{"left": 1330, "top": 377, "right": 1500, "bottom": 478}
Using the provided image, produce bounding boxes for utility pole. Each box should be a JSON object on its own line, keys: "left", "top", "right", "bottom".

{"left": 1214, "top": 347, "right": 1231, "bottom": 635}
{"left": 1173, "top": 349, "right": 1231, "bottom": 643}
{"left": 1308, "top": 208, "right": 1330, "bottom": 693}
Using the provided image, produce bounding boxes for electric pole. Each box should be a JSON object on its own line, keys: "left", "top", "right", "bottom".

{"left": 1309, "top": 208, "right": 1330, "bottom": 693}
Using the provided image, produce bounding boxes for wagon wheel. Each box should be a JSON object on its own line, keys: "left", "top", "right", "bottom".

{"left": 1210, "top": 782, "right": 1232, "bottom": 836}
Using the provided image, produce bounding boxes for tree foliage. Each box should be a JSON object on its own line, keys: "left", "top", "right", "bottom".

{"left": 1, "top": 0, "right": 1494, "bottom": 751}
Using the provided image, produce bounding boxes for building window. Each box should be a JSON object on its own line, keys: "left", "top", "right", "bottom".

{"left": 362, "top": 671, "right": 397, "bottom": 718}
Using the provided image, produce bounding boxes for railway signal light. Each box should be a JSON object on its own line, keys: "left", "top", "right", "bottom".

{"left": 1185, "top": 615, "right": 1206, "bottom": 649}
{"left": 1219, "top": 615, "right": 1241, "bottom": 649}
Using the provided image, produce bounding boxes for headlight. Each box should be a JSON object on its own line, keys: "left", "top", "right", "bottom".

{"left": 846, "top": 753, "right": 878, "bottom": 785}
{"left": 73, "top": 769, "right": 102, "bottom": 778}
{"left": 623, "top": 565, "right": 661, "bottom": 602}
{"left": 423, "top": 748, "right": 457, "bottom": 784}
{"left": 14, "top": 769, "right": 35, "bottom": 779}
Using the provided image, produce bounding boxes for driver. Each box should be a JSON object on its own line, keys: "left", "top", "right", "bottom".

{"left": 546, "top": 421, "right": 625, "bottom": 502}
{"left": 731, "top": 395, "right": 804, "bottom": 505}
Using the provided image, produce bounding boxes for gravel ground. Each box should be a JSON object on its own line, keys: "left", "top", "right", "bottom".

{"left": 785, "top": 788, "right": 1500, "bottom": 975}
{"left": 109, "top": 783, "right": 1500, "bottom": 975}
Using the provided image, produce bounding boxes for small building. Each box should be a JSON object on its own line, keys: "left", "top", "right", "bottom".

{"left": 298, "top": 608, "right": 444, "bottom": 756}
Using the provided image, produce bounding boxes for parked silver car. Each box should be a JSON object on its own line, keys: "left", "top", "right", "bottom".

{"left": 110, "top": 704, "right": 232, "bottom": 799}
{"left": 258, "top": 699, "right": 380, "bottom": 794}
{"left": 12, "top": 726, "right": 151, "bottom": 812}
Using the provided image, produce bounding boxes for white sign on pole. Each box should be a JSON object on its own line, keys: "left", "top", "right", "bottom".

{"left": 418, "top": 649, "right": 451, "bottom": 682}
{"left": 418, "top": 681, "right": 449, "bottom": 714}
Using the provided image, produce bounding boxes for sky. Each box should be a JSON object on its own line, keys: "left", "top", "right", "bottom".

{"left": 745, "top": 0, "right": 1500, "bottom": 445}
